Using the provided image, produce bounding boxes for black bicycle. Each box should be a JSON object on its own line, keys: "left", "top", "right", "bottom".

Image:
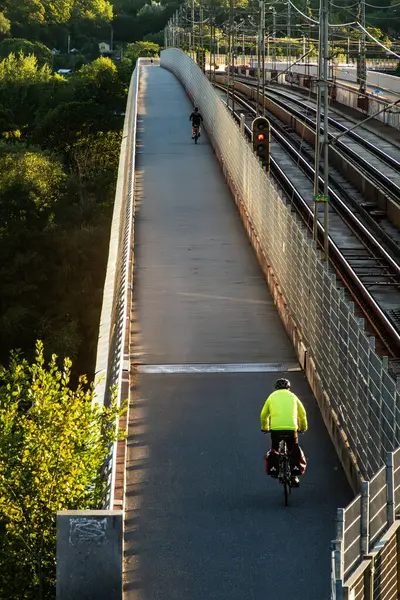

{"left": 193, "top": 125, "right": 200, "bottom": 144}
{"left": 278, "top": 438, "right": 292, "bottom": 506}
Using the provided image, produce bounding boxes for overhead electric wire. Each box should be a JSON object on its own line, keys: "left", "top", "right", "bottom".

{"left": 288, "top": 0, "right": 357, "bottom": 27}
{"left": 287, "top": 0, "right": 319, "bottom": 24}
{"left": 358, "top": 22, "right": 400, "bottom": 58}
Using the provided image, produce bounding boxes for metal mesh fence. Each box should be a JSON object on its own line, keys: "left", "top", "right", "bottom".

{"left": 161, "top": 49, "right": 400, "bottom": 483}
{"left": 372, "top": 532, "right": 398, "bottom": 600}
{"left": 343, "top": 495, "right": 362, "bottom": 577}
{"left": 393, "top": 448, "right": 400, "bottom": 515}
{"left": 369, "top": 467, "right": 387, "bottom": 548}
{"left": 93, "top": 61, "right": 140, "bottom": 509}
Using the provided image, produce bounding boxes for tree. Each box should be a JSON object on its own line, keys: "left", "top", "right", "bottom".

{"left": 0, "top": 341, "right": 123, "bottom": 599}
{"left": 3, "top": 0, "right": 113, "bottom": 26}
{"left": 69, "top": 56, "right": 126, "bottom": 107}
{"left": 0, "top": 38, "right": 53, "bottom": 67}
{"left": 136, "top": 0, "right": 165, "bottom": 16}
{"left": 0, "top": 146, "right": 66, "bottom": 230}
{"left": 125, "top": 40, "right": 159, "bottom": 62}
{"left": 0, "top": 11, "right": 11, "bottom": 34}
{"left": 34, "top": 100, "right": 119, "bottom": 153}
{"left": 143, "top": 29, "right": 164, "bottom": 45}
{"left": 70, "top": 130, "right": 122, "bottom": 204}
{"left": 0, "top": 53, "right": 62, "bottom": 129}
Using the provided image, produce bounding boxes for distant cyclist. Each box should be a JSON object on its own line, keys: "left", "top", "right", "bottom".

{"left": 189, "top": 107, "right": 203, "bottom": 138}
{"left": 260, "top": 378, "right": 308, "bottom": 486}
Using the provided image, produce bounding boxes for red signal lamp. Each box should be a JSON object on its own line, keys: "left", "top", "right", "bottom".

{"left": 257, "top": 133, "right": 265, "bottom": 141}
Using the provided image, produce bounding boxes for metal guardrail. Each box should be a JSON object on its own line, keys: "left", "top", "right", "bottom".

{"left": 204, "top": 55, "right": 398, "bottom": 70}
{"left": 332, "top": 448, "right": 400, "bottom": 598}
{"left": 93, "top": 59, "right": 140, "bottom": 509}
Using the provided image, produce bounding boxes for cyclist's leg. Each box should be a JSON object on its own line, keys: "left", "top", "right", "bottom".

{"left": 270, "top": 431, "right": 282, "bottom": 451}
{"left": 286, "top": 431, "right": 298, "bottom": 453}
{"left": 287, "top": 431, "right": 301, "bottom": 485}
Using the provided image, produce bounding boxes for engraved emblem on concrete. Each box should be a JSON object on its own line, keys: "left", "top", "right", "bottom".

{"left": 69, "top": 518, "right": 108, "bottom": 546}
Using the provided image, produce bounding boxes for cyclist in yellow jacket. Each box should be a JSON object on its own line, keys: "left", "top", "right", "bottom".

{"left": 260, "top": 378, "right": 308, "bottom": 485}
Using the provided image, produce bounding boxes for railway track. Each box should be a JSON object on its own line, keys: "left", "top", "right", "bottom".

{"left": 214, "top": 82, "right": 400, "bottom": 360}
{"left": 262, "top": 85, "right": 400, "bottom": 193}
{"left": 226, "top": 75, "right": 400, "bottom": 242}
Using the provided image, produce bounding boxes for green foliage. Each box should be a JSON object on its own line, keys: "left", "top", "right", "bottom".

{"left": 0, "top": 11, "right": 11, "bottom": 34}
{"left": 143, "top": 29, "right": 164, "bottom": 45}
{"left": 0, "top": 52, "right": 62, "bottom": 129}
{"left": 0, "top": 52, "right": 53, "bottom": 85}
{"left": 125, "top": 40, "right": 159, "bottom": 62}
{"left": 53, "top": 50, "right": 87, "bottom": 70}
{"left": 0, "top": 146, "right": 65, "bottom": 230}
{"left": 0, "top": 341, "right": 123, "bottom": 599}
{"left": 70, "top": 56, "right": 124, "bottom": 101}
{"left": 0, "top": 38, "right": 53, "bottom": 67}
{"left": 70, "top": 130, "right": 122, "bottom": 195}
{"left": 116, "top": 56, "right": 134, "bottom": 86}
{"left": 80, "top": 39, "right": 101, "bottom": 60}
{"left": 0, "top": 47, "right": 125, "bottom": 371}
{"left": 0, "top": 210, "right": 113, "bottom": 370}
{"left": 137, "top": 0, "right": 165, "bottom": 17}
{"left": 3, "top": 0, "right": 113, "bottom": 26}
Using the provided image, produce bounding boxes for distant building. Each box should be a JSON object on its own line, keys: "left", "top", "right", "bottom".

{"left": 98, "top": 41, "right": 112, "bottom": 54}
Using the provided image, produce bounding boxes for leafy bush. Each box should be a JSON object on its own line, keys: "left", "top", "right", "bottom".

{"left": 0, "top": 341, "right": 124, "bottom": 600}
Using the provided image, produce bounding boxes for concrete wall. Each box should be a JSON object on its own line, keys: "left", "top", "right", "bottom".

{"left": 56, "top": 510, "right": 123, "bottom": 600}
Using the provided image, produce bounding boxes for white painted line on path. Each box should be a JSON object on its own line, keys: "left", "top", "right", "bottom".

{"left": 134, "top": 362, "right": 301, "bottom": 374}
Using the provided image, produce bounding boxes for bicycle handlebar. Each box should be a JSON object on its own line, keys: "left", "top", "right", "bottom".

{"left": 261, "top": 429, "right": 306, "bottom": 434}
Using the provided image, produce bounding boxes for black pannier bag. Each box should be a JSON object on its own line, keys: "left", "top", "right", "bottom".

{"left": 264, "top": 449, "right": 279, "bottom": 477}
{"left": 290, "top": 445, "right": 307, "bottom": 476}
{"left": 264, "top": 446, "right": 307, "bottom": 477}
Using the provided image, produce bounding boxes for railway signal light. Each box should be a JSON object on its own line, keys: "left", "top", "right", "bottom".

{"left": 251, "top": 116, "right": 270, "bottom": 173}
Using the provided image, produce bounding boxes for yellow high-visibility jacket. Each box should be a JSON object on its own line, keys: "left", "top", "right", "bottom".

{"left": 260, "top": 390, "right": 308, "bottom": 432}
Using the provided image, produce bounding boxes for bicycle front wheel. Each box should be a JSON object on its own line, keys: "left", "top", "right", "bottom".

{"left": 284, "top": 481, "right": 289, "bottom": 506}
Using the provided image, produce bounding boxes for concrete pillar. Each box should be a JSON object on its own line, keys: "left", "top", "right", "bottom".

{"left": 56, "top": 510, "right": 123, "bottom": 600}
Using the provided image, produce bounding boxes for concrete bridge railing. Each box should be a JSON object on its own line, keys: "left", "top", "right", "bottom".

{"left": 93, "top": 59, "right": 140, "bottom": 510}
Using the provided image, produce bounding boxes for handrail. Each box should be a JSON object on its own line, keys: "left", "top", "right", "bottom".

{"left": 93, "top": 59, "right": 141, "bottom": 509}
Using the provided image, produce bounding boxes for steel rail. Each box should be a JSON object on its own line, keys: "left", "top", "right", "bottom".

{"left": 237, "top": 77, "right": 400, "bottom": 172}
{"left": 235, "top": 76, "right": 400, "bottom": 202}
{"left": 264, "top": 87, "right": 400, "bottom": 197}
{"left": 216, "top": 83, "right": 400, "bottom": 356}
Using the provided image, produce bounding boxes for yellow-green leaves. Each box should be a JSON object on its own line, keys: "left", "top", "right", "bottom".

{"left": 0, "top": 341, "right": 123, "bottom": 599}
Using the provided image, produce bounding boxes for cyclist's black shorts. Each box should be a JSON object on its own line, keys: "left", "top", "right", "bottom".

{"left": 270, "top": 430, "right": 298, "bottom": 452}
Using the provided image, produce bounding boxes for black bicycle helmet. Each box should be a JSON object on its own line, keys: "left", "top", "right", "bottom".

{"left": 275, "top": 378, "right": 290, "bottom": 390}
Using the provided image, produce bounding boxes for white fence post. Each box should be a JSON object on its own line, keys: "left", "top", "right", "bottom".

{"left": 334, "top": 509, "right": 345, "bottom": 599}
{"left": 386, "top": 451, "right": 395, "bottom": 526}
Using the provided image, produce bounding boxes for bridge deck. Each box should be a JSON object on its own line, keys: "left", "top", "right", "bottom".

{"left": 124, "top": 65, "right": 352, "bottom": 600}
